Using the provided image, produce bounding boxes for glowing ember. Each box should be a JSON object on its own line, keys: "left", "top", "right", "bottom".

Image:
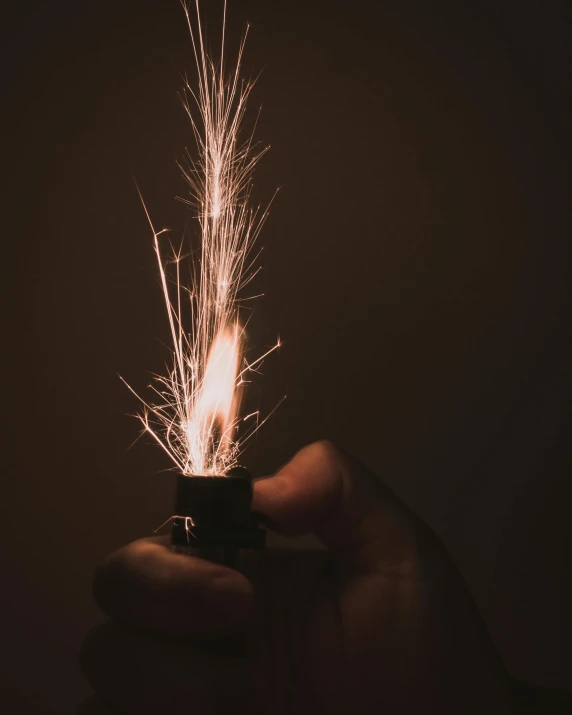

{"left": 122, "top": 1, "right": 279, "bottom": 476}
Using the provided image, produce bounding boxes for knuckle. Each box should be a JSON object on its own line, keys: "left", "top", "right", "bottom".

{"left": 311, "top": 438, "right": 342, "bottom": 463}
{"left": 311, "top": 440, "right": 350, "bottom": 481}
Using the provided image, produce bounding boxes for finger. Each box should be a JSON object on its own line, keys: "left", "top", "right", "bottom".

{"left": 93, "top": 536, "right": 254, "bottom": 636}
{"left": 253, "top": 440, "right": 443, "bottom": 575}
{"left": 80, "top": 621, "right": 264, "bottom": 715}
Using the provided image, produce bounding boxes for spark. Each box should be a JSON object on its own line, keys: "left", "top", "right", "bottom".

{"left": 124, "top": 1, "right": 279, "bottom": 476}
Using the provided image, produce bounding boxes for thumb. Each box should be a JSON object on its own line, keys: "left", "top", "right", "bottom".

{"left": 253, "top": 440, "right": 441, "bottom": 576}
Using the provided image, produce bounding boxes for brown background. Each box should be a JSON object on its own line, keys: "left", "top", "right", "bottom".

{"left": 3, "top": 0, "right": 571, "bottom": 712}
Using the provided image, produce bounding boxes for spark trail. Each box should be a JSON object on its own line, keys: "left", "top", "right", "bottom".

{"left": 123, "top": 1, "right": 279, "bottom": 476}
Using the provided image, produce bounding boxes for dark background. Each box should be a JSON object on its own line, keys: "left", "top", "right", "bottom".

{"left": 3, "top": 0, "right": 571, "bottom": 712}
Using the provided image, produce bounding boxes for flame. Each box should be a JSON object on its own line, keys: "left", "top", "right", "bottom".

{"left": 185, "top": 325, "right": 241, "bottom": 474}
{"left": 121, "top": 1, "right": 280, "bottom": 476}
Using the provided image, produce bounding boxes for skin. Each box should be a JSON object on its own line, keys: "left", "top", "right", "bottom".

{"left": 79, "top": 440, "right": 520, "bottom": 714}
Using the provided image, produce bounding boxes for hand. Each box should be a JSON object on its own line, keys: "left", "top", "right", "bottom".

{"left": 79, "top": 441, "right": 518, "bottom": 714}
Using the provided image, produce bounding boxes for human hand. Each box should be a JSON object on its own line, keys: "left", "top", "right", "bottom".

{"left": 80, "top": 441, "right": 518, "bottom": 714}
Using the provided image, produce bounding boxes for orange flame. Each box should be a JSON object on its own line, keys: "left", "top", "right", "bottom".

{"left": 186, "top": 324, "right": 241, "bottom": 473}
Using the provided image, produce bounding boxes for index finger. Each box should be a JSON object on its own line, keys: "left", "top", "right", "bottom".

{"left": 93, "top": 536, "right": 254, "bottom": 636}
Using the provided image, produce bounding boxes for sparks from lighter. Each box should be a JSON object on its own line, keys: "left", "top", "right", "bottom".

{"left": 122, "top": 0, "right": 279, "bottom": 491}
